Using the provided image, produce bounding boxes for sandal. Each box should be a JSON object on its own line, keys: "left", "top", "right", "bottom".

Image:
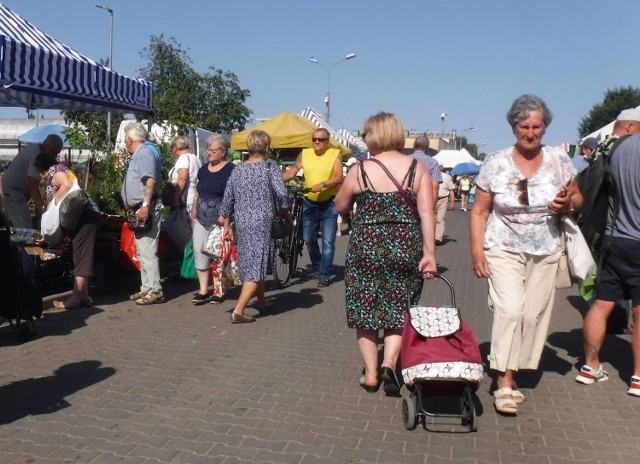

{"left": 511, "top": 383, "right": 525, "bottom": 404}
{"left": 494, "top": 387, "right": 518, "bottom": 415}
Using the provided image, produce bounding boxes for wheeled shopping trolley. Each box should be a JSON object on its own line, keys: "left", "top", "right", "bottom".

{"left": 400, "top": 274, "right": 483, "bottom": 432}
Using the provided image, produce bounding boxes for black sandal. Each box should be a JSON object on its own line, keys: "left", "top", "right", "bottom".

{"left": 380, "top": 367, "right": 401, "bottom": 397}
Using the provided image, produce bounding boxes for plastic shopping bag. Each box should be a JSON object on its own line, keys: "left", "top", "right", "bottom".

{"left": 211, "top": 240, "right": 242, "bottom": 298}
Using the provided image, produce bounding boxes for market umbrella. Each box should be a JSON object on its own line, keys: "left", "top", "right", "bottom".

{"left": 451, "top": 162, "right": 481, "bottom": 176}
{"left": 18, "top": 124, "right": 73, "bottom": 148}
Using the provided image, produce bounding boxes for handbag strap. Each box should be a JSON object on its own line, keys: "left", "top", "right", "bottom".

{"left": 368, "top": 158, "right": 418, "bottom": 216}
{"left": 266, "top": 163, "right": 280, "bottom": 215}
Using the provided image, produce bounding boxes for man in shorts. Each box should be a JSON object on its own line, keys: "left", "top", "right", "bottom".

{"left": 576, "top": 132, "right": 640, "bottom": 397}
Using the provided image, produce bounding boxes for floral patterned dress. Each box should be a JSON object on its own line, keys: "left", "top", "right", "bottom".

{"left": 345, "top": 160, "right": 422, "bottom": 330}
{"left": 219, "top": 160, "right": 289, "bottom": 282}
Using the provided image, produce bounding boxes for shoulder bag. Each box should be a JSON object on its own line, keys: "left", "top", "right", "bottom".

{"left": 368, "top": 157, "right": 418, "bottom": 216}
{"left": 267, "top": 164, "right": 292, "bottom": 239}
{"left": 123, "top": 176, "right": 153, "bottom": 232}
{"left": 59, "top": 180, "right": 89, "bottom": 231}
{"left": 551, "top": 153, "right": 595, "bottom": 288}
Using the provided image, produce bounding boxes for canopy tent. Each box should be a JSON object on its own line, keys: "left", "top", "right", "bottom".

{"left": 231, "top": 111, "right": 351, "bottom": 156}
{"left": 298, "top": 107, "right": 367, "bottom": 159}
{"left": 0, "top": 3, "right": 153, "bottom": 114}
{"left": 433, "top": 148, "right": 481, "bottom": 169}
{"left": 338, "top": 128, "right": 369, "bottom": 160}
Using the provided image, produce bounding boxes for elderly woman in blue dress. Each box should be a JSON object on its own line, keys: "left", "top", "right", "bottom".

{"left": 219, "top": 130, "right": 290, "bottom": 323}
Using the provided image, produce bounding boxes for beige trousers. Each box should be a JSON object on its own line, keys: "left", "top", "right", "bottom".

{"left": 485, "top": 247, "right": 560, "bottom": 372}
{"left": 435, "top": 196, "right": 449, "bottom": 242}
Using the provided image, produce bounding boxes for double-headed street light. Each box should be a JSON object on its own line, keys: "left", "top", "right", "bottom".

{"left": 96, "top": 4, "right": 114, "bottom": 148}
{"left": 456, "top": 124, "right": 476, "bottom": 150}
{"left": 309, "top": 53, "right": 356, "bottom": 124}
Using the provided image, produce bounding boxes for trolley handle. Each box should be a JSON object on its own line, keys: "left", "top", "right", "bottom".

{"left": 406, "top": 272, "right": 456, "bottom": 312}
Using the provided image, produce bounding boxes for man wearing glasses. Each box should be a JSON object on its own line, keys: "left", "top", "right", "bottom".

{"left": 283, "top": 128, "right": 343, "bottom": 287}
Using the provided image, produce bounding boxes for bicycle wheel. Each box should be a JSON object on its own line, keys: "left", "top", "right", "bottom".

{"left": 274, "top": 234, "right": 294, "bottom": 288}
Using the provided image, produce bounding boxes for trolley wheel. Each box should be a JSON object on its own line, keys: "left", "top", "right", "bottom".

{"left": 273, "top": 236, "right": 294, "bottom": 288}
{"left": 402, "top": 396, "right": 418, "bottom": 430}
{"left": 461, "top": 397, "right": 477, "bottom": 432}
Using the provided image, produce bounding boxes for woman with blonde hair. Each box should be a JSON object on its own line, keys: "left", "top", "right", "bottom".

{"left": 336, "top": 112, "right": 437, "bottom": 395}
{"left": 219, "top": 130, "right": 290, "bottom": 323}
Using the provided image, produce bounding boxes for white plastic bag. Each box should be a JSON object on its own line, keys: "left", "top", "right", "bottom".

{"left": 41, "top": 201, "right": 63, "bottom": 245}
{"left": 562, "top": 215, "right": 595, "bottom": 280}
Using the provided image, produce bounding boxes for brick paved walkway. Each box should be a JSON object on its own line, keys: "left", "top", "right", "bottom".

{"left": 1, "top": 209, "right": 639, "bottom": 463}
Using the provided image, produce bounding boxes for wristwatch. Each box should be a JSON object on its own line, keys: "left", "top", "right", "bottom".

{"left": 322, "top": 181, "right": 327, "bottom": 188}
{"left": 142, "top": 201, "right": 149, "bottom": 208}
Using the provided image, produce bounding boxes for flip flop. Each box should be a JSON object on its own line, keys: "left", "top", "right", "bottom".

{"left": 359, "top": 368, "right": 380, "bottom": 393}
{"left": 380, "top": 367, "right": 401, "bottom": 397}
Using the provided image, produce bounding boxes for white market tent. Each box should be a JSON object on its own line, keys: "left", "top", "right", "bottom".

{"left": 582, "top": 104, "right": 640, "bottom": 142}
{"left": 0, "top": 3, "right": 153, "bottom": 114}
{"left": 433, "top": 148, "right": 481, "bottom": 169}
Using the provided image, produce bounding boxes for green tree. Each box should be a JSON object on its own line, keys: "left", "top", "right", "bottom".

{"left": 138, "top": 35, "right": 251, "bottom": 132}
{"left": 578, "top": 86, "right": 640, "bottom": 137}
{"left": 61, "top": 110, "right": 125, "bottom": 150}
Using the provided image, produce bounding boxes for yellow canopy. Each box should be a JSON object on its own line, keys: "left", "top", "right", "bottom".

{"left": 231, "top": 111, "right": 351, "bottom": 156}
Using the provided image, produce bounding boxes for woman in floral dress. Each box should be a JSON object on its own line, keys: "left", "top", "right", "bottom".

{"left": 336, "top": 112, "right": 437, "bottom": 396}
{"left": 219, "top": 130, "right": 290, "bottom": 323}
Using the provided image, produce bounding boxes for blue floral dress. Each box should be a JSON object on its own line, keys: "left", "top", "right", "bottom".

{"left": 219, "top": 160, "right": 289, "bottom": 282}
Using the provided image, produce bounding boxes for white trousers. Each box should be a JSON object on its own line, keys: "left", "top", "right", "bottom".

{"left": 485, "top": 247, "right": 560, "bottom": 372}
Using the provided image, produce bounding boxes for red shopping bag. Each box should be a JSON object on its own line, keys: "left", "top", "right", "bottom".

{"left": 120, "top": 223, "right": 170, "bottom": 272}
{"left": 211, "top": 240, "right": 242, "bottom": 298}
{"left": 120, "top": 222, "right": 141, "bottom": 271}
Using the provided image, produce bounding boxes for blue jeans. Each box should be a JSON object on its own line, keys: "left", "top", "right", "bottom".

{"left": 303, "top": 199, "right": 338, "bottom": 280}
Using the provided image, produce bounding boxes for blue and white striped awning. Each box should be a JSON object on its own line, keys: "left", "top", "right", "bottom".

{"left": 298, "top": 107, "right": 369, "bottom": 160}
{"left": 0, "top": 3, "right": 153, "bottom": 113}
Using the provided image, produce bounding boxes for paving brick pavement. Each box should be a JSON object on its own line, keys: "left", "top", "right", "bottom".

{"left": 1, "top": 209, "right": 639, "bottom": 463}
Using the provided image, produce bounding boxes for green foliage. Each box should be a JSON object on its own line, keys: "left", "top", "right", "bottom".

{"left": 578, "top": 86, "right": 640, "bottom": 137}
{"left": 87, "top": 148, "right": 130, "bottom": 215}
{"left": 138, "top": 35, "right": 252, "bottom": 132}
{"left": 61, "top": 110, "right": 125, "bottom": 150}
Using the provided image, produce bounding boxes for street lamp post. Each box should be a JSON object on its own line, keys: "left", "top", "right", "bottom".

{"left": 309, "top": 53, "right": 356, "bottom": 124}
{"left": 96, "top": 5, "right": 113, "bottom": 148}
{"left": 455, "top": 124, "right": 476, "bottom": 150}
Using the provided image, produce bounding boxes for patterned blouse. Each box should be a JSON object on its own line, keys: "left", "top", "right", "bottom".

{"left": 47, "top": 164, "right": 99, "bottom": 212}
{"left": 475, "top": 145, "right": 576, "bottom": 255}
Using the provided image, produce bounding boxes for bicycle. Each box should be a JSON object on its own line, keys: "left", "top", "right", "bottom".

{"left": 274, "top": 186, "right": 310, "bottom": 288}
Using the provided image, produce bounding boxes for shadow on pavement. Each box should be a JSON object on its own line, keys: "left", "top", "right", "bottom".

{"left": 0, "top": 360, "right": 116, "bottom": 424}
{"left": 0, "top": 306, "right": 104, "bottom": 347}
{"left": 547, "top": 328, "right": 634, "bottom": 382}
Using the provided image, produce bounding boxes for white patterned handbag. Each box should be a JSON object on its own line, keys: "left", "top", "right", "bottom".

{"left": 200, "top": 224, "right": 224, "bottom": 259}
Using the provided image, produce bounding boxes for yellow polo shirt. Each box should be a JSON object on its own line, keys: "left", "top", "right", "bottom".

{"left": 301, "top": 147, "right": 341, "bottom": 202}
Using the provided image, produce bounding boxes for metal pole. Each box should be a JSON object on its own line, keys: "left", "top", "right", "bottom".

{"left": 96, "top": 5, "right": 114, "bottom": 149}
{"left": 310, "top": 53, "right": 356, "bottom": 124}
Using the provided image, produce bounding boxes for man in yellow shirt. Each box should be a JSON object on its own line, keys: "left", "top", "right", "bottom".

{"left": 283, "top": 128, "right": 343, "bottom": 287}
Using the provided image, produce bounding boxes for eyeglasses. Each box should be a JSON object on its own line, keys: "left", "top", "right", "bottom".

{"left": 208, "top": 147, "right": 223, "bottom": 153}
{"left": 312, "top": 137, "right": 329, "bottom": 143}
{"left": 517, "top": 179, "right": 529, "bottom": 206}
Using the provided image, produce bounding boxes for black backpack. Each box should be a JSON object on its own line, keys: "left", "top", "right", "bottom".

{"left": 574, "top": 135, "right": 628, "bottom": 256}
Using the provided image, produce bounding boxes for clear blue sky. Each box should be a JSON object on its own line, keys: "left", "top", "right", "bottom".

{"left": 2, "top": 0, "right": 639, "bottom": 154}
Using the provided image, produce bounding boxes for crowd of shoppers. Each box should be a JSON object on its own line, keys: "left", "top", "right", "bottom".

{"left": 5, "top": 99, "right": 640, "bottom": 419}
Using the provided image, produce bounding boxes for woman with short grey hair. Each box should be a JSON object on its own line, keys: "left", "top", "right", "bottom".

{"left": 470, "top": 94, "right": 583, "bottom": 415}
